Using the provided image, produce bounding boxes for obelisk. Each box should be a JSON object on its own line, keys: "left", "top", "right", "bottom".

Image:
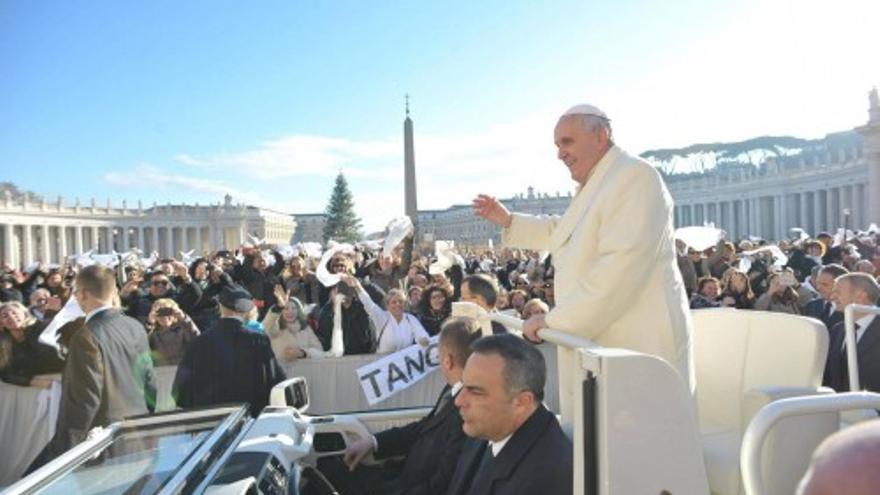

{"left": 404, "top": 95, "right": 419, "bottom": 234}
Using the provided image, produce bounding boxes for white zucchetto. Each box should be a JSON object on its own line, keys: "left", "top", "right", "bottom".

{"left": 561, "top": 104, "right": 609, "bottom": 120}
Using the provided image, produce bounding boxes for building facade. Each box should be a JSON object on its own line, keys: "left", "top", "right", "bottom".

{"left": 418, "top": 186, "right": 573, "bottom": 246}
{"left": 667, "top": 90, "right": 879, "bottom": 241}
{"left": 291, "top": 213, "right": 328, "bottom": 243}
{"left": 0, "top": 194, "right": 295, "bottom": 268}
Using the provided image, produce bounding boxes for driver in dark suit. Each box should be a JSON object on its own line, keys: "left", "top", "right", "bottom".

{"left": 447, "top": 334, "right": 572, "bottom": 495}
{"left": 324, "top": 317, "right": 481, "bottom": 495}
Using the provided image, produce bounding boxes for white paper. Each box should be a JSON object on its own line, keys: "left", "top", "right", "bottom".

{"left": 382, "top": 217, "right": 414, "bottom": 257}
{"left": 674, "top": 225, "right": 726, "bottom": 251}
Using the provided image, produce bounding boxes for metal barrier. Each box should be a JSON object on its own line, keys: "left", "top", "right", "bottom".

{"left": 740, "top": 391, "right": 880, "bottom": 495}
{"left": 842, "top": 304, "right": 880, "bottom": 392}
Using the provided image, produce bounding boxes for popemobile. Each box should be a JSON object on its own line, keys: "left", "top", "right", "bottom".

{"left": 4, "top": 301, "right": 880, "bottom": 495}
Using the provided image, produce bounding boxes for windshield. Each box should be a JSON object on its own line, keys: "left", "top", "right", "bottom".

{"left": 34, "top": 416, "right": 229, "bottom": 495}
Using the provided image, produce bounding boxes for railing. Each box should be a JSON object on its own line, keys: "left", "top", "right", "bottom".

{"left": 842, "top": 304, "right": 880, "bottom": 392}
{"left": 740, "top": 392, "right": 880, "bottom": 495}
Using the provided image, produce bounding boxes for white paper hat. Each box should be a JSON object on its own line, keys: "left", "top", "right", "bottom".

{"left": 561, "top": 104, "right": 609, "bottom": 120}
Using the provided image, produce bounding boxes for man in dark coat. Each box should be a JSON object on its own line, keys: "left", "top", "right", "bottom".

{"left": 32, "top": 265, "right": 156, "bottom": 467}
{"left": 823, "top": 273, "right": 880, "bottom": 393}
{"left": 447, "top": 334, "right": 572, "bottom": 495}
{"left": 804, "top": 264, "right": 849, "bottom": 333}
{"left": 327, "top": 317, "right": 480, "bottom": 495}
{"left": 173, "top": 284, "right": 286, "bottom": 417}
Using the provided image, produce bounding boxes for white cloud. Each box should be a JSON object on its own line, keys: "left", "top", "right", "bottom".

{"left": 108, "top": 111, "right": 577, "bottom": 232}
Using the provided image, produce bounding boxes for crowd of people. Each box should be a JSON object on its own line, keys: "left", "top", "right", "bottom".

{"left": 0, "top": 235, "right": 560, "bottom": 389}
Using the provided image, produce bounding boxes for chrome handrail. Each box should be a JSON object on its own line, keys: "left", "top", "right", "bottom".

{"left": 740, "top": 391, "right": 880, "bottom": 495}
{"left": 842, "top": 304, "right": 880, "bottom": 392}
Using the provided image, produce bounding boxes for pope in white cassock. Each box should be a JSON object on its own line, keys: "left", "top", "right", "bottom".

{"left": 473, "top": 104, "right": 694, "bottom": 415}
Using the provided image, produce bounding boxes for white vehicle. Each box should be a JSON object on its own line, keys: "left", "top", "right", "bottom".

{"left": 4, "top": 303, "right": 879, "bottom": 495}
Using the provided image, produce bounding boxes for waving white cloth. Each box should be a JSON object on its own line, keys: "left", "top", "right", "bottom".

{"left": 292, "top": 242, "right": 323, "bottom": 260}
{"left": 738, "top": 245, "right": 789, "bottom": 273}
{"left": 180, "top": 250, "right": 196, "bottom": 266}
{"left": 91, "top": 252, "right": 120, "bottom": 268}
{"left": 315, "top": 243, "right": 355, "bottom": 287}
{"left": 382, "top": 217, "right": 414, "bottom": 257}
{"left": 38, "top": 296, "right": 85, "bottom": 350}
{"left": 674, "top": 225, "right": 726, "bottom": 252}
{"left": 317, "top": 294, "right": 345, "bottom": 357}
{"left": 429, "top": 240, "right": 456, "bottom": 275}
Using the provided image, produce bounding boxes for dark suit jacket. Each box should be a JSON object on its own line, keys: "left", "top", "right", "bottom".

{"left": 803, "top": 298, "right": 844, "bottom": 332}
{"left": 173, "top": 317, "right": 286, "bottom": 416}
{"left": 446, "top": 405, "right": 572, "bottom": 495}
{"left": 47, "top": 309, "right": 156, "bottom": 456}
{"left": 823, "top": 317, "right": 880, "bottom": 393}
{"left": 373, "top": 384, "right": 465, "bottom": 495}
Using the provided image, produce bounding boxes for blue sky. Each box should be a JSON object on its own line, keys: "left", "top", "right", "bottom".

{"left": 2, "top": 0, "right": 878, "bottom": 232}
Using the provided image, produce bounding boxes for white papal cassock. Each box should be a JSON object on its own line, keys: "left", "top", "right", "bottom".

{"left": 503, "top": 145, "right": 694, "bottom": 416}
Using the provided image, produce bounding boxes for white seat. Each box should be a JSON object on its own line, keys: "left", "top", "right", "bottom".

{"left": 692, "top": 308, "right": 836, "bottom": 495}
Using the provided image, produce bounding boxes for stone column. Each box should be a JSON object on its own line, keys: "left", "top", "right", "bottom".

{"left": 23, "top": 225, "right": 34, "bottom": 266}
{"left": 74, "top": 226, "right": 83, "bottom": 254}
{"left": 137, "top": 227, "right": 145, "bottom": 252}
{"left": 59, "top": 226, "right": 68, "bottom": 261}
{"left": 196, "top": 227, "right": 204, "bottom": 255}
{"left": 3, "top": 223, "right": 13, "bottom": 268}
{"left": 41, "top": 225, "right": 51, "bottom": 263}
{"left": 855, "top": 184, "right": 866, "bottom": 230}
{"left": 798, "top": 192, "right": 809, "bottom": 232}
{"left": 181, "top": 226, "right": 190, "bottom": 253}
{"left": 826, "top": 188, "right": 838, "bottom": 231}
{"left": 118, "top": 226, "right": 127, "bottom": 253}
{"left": 754, "top": 198, "right": 764, "bottom": 240}
{"left": 813, "top": 190, "right": 824, "bottom": 233}
{"left": 165, "top": 227, "right": 174, "bottom": 259}
{"left": 843, "top": 185, "right": 855, "bottom": 230}
{"left": 775, "top": 195, "right": 786, "bottom": 240}
{"left": 152, "top": 227, "right": 159, "bottom": 255}
{"left": 90, "top": 226, "right": 99, "bottom": 252}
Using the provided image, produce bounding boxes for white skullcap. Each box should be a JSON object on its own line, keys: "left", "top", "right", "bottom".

{"left": 561, "top": 104, "right": 609, "bottom": 120}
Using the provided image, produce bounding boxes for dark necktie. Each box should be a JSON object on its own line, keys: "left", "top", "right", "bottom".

{"left": 464, "top": 442, "right": 494, "bottom": 495}
{"left": 432, "top": 386, "right": 453, "bottom": 416}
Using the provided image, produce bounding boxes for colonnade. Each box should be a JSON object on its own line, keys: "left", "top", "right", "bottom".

{"left": 673, "top": 183, "right": 871, "bottom": 241}
{"left": 0, "top": 222, "right": 248, "bottom": 268}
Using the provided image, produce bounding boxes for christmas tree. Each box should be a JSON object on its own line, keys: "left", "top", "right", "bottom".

{"left": 322, "top": 172, "right": 363, "bottom": 244}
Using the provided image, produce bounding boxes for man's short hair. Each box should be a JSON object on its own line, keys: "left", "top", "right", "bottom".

{"left": 439, "top": 317, "right": 482, "bottom": 368}
{"left": 820, "top": 264, "right": 849, "bottom": 280}
{"left": 471, "top": 334, "right": 546, "bottom": 401}
{"left": 838, "top": 273, "right": 880, "bottom": 304}
{"left": 464, "top": 274, "right": 498, "bottom": 307}
{"left": 76, "top": 265, "right": 117, "bottom": 300}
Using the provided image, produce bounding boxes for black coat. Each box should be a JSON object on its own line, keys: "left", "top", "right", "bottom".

{"left": 803, "top": 298, "right": 844, "bottom": 333}
{"left": 316, "top": 299, "right": 373, "bottom": 355}
{"left": 373, "top": 385, "right": 466, "bottom": 495}
{"left": 173, "top": 317, "right": 286, "bottom": 417}
{"left": 823, "top": 317, "right": 880, "bottom": 393}
{"left": 45, "top": 309, "right": 156, "bottom": 457}
{"left": 0, "top": 321, "right": 65, "bottom": 386}
{"left": 446, "top": 405, "right": 572, "bottom": 495}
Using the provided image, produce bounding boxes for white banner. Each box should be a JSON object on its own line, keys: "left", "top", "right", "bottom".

{"left": 356, "top": 336, "right": 440, "bottom": 405}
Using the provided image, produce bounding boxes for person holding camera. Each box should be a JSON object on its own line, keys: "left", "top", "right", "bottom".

{"left": 755, "top": 269, "right": 801, "bottom": 315}
{"left": 147, "top": 298, "right": 200, "bottom": 366}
